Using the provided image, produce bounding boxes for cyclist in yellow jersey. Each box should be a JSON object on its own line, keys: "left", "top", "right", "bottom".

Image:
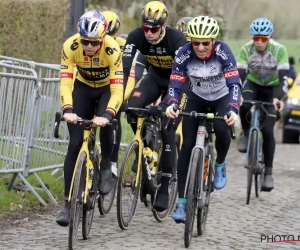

{"left": 57, "top": 10, "right": 123, "bottom": 227}
{"left": 103, "top": 10, "right": 135, "bottom": 175}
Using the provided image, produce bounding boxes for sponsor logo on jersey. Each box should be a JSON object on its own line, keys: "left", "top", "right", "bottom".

{"left": 170, "top": 74, "right": 186, "bottom": 82}
{"left": 60, "top": 72, "right": 73, "bottom": 78}
{"left": 175, "top": 50, "right": 191, "bottom": 64}
{"left": 61, "top": 65, "right": 68, "bottom": 69}
{"left": 215, "top": 44, "right": 229, "bottom": 60}
{"left": 224, "top": 70, "right": 239, "bottom": 78}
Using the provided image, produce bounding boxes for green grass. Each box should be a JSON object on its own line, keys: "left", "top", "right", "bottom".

{"left": 226, "top": 39, "right": 300, "bottom": 72}
{"left": 0, "top": 170, "right": 64, "bottom": 216}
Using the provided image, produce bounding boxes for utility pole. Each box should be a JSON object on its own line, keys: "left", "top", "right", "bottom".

{"left": 67, "top": 0, "right": 86, "bottom": 38}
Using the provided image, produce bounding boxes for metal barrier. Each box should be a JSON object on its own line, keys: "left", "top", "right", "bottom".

{"left": 0, "top": 56, "right": 133, "bottom": 206}
{"left": 0, "top": 58, "right": 68, "bottom": 205}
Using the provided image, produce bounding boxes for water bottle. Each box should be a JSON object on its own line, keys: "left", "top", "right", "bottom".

{"left": 144, "top": 147, "right": 154, "bottom": 167}
{"left": 151, "top": 151, "right": 158, "bottom": 174}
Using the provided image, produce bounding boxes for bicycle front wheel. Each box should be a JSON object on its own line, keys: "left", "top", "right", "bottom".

{"left": 82, "top": 146, "right": 101, "bottom": 239}
{"left": 184, "top": 148, "right": 201, "bottom": 248}
{"left": 68, "top": 152, "right": 86, "bottom": 250}
{"left": 197, "top": 154, "right": 213, "bottom": 235}
{"left": 117, "top": 140, "right": 141, "bottom": 230}
{"left": 246, "top": 130, "right": 258, "bottom": 205}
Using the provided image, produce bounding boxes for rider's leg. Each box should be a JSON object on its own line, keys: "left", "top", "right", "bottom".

{"left": 57, "top": 80, "right": 96, "bottom": 226}
{"left": 260, "top": 111, "right": 277, "bottom": 191}
{"left": 238, "top": 80, "right": 258, "bottom": 153}
{"left": 172, "top": 92, "right": 203, "bottom": 221}
{"left": 213, "top": 95, "right": 231, "bottom": 190}
{"left": 110, "top": 111, "right": 122, "bottom": 176}
{"left": 127, "top": 73, "right": 160, "bottom": 133}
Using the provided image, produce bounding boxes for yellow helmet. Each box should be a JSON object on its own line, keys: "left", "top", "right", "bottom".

{"left": 175, "top": 17, "right": 193, "bottom": 38}
{"left": 103, "top": 10, "right": 121, "bottom": 37}
{"left": 141, "top": 1, "right": 168, "bottom": 27}
{"left": 187, "top": 16, "right": 219, "bottom": 38}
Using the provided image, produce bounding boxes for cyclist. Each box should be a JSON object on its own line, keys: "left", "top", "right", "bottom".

{"left": 103, "top": 10, "right": 135, "bottom": 175}
{"left": 56, "top": 10, "right": 123, "bottom": 227}
{"left": 122, "top": 1, "right": 187, "bottom": 212}
{"left": 133, "top": 16, "right": 193, "bottom": 106}
{"left": 236, "top": 17, "right": 287, "bottom": 191}
{"left": 134, "top": 16, "right": 193, "bottom": 84}
{"left": 165, "top": 16, "right": 241, "bottom": 222}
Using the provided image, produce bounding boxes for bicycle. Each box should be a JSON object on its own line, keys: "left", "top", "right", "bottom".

{"left": 168, "top": 105, "right": 235, "bottom": 248}
{"left": 243, "top": 100, "right": 280, "bottom": 205}
{"left": 116, "top": 105, "right": 178, "bottom": 229}
{"left": 53, "top": 112, "right": 118, "bottom": 250}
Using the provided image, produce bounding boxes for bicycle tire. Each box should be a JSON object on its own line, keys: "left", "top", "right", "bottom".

{"left": 197, "top": 153, "right": 213, "bottom": 235}
{"left": 153, "top": 148, "right": 178, "bottom": 222}
{"left": 98, "top": 175, "right": 117, "bottom": 215}
{"left": 246, "top": 130, "right": 257, "bottom": 205}
{"left": 82, "top": 146, "right": 101, "bottom": 239}
{"left": 117, "top": 140, "right": 141, "bottom": 230}
{"left": 68, "top": 152, "right": 86, "bottom": 250}
{"left": 184, "top": 148, "right": 201, "bottom": 248}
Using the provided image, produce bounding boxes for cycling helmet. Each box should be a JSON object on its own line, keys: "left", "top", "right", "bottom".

{"left": 249, "top": 17, "right": 274, "bottom": 36}
{"left": 103, "top": 10, "right": 121, "bottom": 37}
{"left": 141, "top": 1, "right": 168, "bottom": 27}
{"left": 175, "top": 17, "right": 193, "bottom": 37}
{"left": 77, "top": 10, "right": 108, "bottom": 40}
{"left": 187, "top": 16, "right": 219, "bottom": 38}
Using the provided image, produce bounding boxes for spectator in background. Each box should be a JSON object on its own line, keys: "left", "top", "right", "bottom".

{"left": 288, "top": 56, "right": 296, "bottom": 81}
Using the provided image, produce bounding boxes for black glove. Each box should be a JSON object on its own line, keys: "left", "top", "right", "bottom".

{"left": 149, "top": 106, "right": 162, "bottom": 117}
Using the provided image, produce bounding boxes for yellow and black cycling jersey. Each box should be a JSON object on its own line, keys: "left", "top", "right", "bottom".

{"left": 115, "top": 36, "right": 135, "bottom": 101}
{"left": 60, "top": 33, "right": 123, "bottom": 116}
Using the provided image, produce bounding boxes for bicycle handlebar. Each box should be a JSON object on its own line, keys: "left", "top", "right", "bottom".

{"left": 164, "top": 104, "right": 236, "bottom": 140}
{"left": 53, "top": 112, "right": 118, "bottom": 144}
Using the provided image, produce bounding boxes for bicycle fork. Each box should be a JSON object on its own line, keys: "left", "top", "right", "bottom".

{"left": 184, "top": 125, "right": 207, "bottom": 208}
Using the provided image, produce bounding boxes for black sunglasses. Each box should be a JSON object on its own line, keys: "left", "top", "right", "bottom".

{"left": 80, "top": 39, "right": 101, "bottom": 46}
{"left": 191, "top": 41, "right": 212, "bottom": 47}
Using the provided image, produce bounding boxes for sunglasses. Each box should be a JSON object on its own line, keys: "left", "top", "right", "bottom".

{"left": 191, "top": 41, "right": 212, "bottom": 47}
{"left": 141, "top": 25, "right": 161, "bottom": 33}
{"left": 80, "top": 39, "right": 101, "bottom": 46}
{"left": 253, "top": 36, "right": 269, "bottom": 42}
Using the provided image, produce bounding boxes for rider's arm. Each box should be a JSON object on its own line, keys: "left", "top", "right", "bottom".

{"left": 167, "top": 45, "right": 189, "bottom": 106}
{"left": 122, "top": 29, "right": 140, "bottom": 91}
{"left": 273, "top": 45, "right": 289, "bottom": 100}
{"left": 221, "top": 43, "right": 242, "bottom": 114}
{"left": 99, "top": 39, "right": 124, "bottom": 121}
{"left": 236, "top": 46, "right": 248, "bottom": 84}
{"left": 59, "top": 37, "right": 76, "bottom": 114}
{"left": 135, "top": 51, "right": 148, "bottom": 83}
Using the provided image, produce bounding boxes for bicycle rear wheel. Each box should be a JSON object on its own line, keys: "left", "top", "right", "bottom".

{"left": 153, "top": 148, "right": 178, "bottom": 222}
{"left": 117, "top": 140, "right": 141, "bottom": 230}
{"left": 197, "top": 154, "right": 213, "bottom": 235}
{"left": 246, "top": 130, "right": 258, "bottom": 205}
{"left": 82, "top": 146, "right": 101, "bottom": 239}
{"left": 68, "top": 152, "right": 86, "bottom": 250}
{"left": 184, "top": 148, "right": 201, "bottom": 248}
{"left": 98, "top": 174, "right": 117, "bottom": 215}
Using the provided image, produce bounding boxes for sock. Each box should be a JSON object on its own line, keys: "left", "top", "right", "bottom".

{"left": 216, "top": 161, "right": 225, "bottom": 167}
{"left": 178, "top": 198, "right": 186, "bottom": 204}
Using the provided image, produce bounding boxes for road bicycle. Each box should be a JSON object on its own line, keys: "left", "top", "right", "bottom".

{"left": 53, "top": 112, "right": 118, "bottom": 250}
{"left": 116, "top": 105, "right": 178, "bottom": 229}
{"left": 243, "top": 100, "right": 280, "bottom": 205}
{"left": 168, "top": 106, "right": 235, "bottom": 248}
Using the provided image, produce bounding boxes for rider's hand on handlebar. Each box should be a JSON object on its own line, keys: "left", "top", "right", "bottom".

{"left": 63, "top": 113, "right": 80, "bottom": 124}
{"left": 92, "top": 116, "right": 109, "bottom": 127}
{"left": 224, "top": 111, "right": 238, "bottom": 126}
{"left": 166, "top": 104, "right": 179, "bottom": 119}
{"left": 273, "top": 98, "right": 284, "bottom": 112}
